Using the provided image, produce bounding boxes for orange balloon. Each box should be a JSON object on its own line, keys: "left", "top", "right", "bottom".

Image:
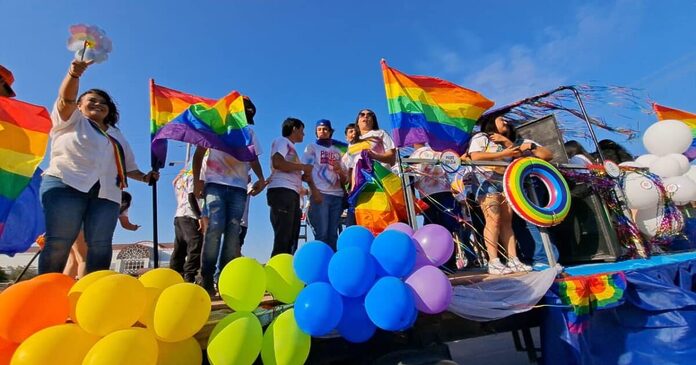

{"left": 0, "top": 279, "right": 70, "bottom": 343}
{"left": 0, "top": 336, "right": 18, "bottom": 365}
{"left": 31, "top": 273, "right": 76, "bottom": 291}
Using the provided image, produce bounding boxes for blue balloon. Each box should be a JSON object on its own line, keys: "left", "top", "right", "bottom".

{"left": 294, "top": 282, "right": 344, "bottom": 336}
{"left": 293, "top": 241, "right": 334, "bottom": 284}
{"left": 337, "top": 226, "right": 374, "bottom": 252}
{"left": 328, "top": 247, "right": 377, "bottom": 297}
{"left": 370, "top": 230, "right": 416, "bottom": 278}
{"left": 337, "top": 296, "right": 376, "bottom": 343}
{"left": 397, "top": 305, "right": 419, "bottom": 331}
{"left": 365, "top": 277, "right": 415, "bottom": 331}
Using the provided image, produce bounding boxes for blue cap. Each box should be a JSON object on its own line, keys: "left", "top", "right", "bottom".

{"left": 316, "top": 119, "right": 333, "bottom": 129}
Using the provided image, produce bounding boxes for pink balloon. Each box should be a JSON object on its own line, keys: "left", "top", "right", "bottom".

{"left": 412, "top": 224, "right": 454, "bottom": 266}
{"left": 405, "top": 265, "right": 452, "bottom": 314}
{"left": 385, "top": 222, "right": 415, "bottom": 236}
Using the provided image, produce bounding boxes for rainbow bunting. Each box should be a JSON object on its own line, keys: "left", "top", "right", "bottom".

{"left": 150, "top": 81, "right": 256, "bottom": 168}
{"left": 0, "top": 97, "right": 50, "bottom": 253}
{"left": 381, "top": 60, "right": 494, "bottom": 154}
{"left": 348, "top": 151, "right": 407, "bottom": 234}
{"left": 653, "top": 103, "right": 696, "bottom": 160}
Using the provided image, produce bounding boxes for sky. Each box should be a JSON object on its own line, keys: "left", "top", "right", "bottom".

{"left": 2, "top": 0, "right": 696, "bottom": 264}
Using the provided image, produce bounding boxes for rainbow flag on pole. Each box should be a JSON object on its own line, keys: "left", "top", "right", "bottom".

{"left": 381, "top": 60, "right": 494, "bottom": 154}
{"left": 653, "top": 103, "right": 696, "bottom": 160}
{"left": 150, "top": 81, "right": 256, "bottom": 168}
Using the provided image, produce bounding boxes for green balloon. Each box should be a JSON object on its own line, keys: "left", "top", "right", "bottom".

{"left": 261, "top": 309, "right": 311, "bottom": 365}
{"left": 207, "top": 312, "right": 262, "bottom": 365}
{"left": 218, "top": 257, "right": 267, "bottom": 312}
{"left": 265, "top": 254, "right": 305, "bottom": 304}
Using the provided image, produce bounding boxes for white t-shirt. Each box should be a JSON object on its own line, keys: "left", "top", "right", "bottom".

{"left": 44, "top": 104, "right": 139, "bottom": 204}
{"left": 267, "top": 137, "right": 303, "bottom": 194}
{"left": 342, "top": 129, "right": 396, "bottom": 170}
{"left": 569, "top": 154, "right": 593, "bottom": 167}
{"left": 467, "top": 133, "right": 533, "bottom": 177}
{"left": 173, "top": 170, "right": 198, "bottom": 218}
{"left": 410, "top": 146, "right": 451, "bottom": 197}
{"left": 302, "top": 142, "right": 344, "bottom": 197}
{"left": 200, "top": 128, "right": 262, "bottom": 189}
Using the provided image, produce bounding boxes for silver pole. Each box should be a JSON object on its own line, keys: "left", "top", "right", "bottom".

{"left": 396, "top": 148, "right": 419, "bottom": 229}
{"left": 570, "top": 87, "right": 605, "bottom": 164}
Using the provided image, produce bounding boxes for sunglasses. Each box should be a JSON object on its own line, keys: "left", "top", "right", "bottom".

{"left": 359, "top": 111, "right": 374, "bottom": 116}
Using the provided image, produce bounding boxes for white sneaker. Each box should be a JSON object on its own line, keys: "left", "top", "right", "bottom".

{"left": 488, "top": 258, "right": 513, "bottom": 275}
{"left": 507, "top": 257, "right": 532, "bottom": 272}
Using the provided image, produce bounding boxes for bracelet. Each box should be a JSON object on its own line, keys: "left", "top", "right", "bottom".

{"left": 68, "top": 72, "right": 80, "bottom": 79}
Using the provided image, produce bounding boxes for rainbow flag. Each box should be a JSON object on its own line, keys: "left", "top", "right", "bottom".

{"left": 150, "top": 81, "right": 256, "bottom": 168}
{"left": 653, "top": 103, "right": 696, "bottom": 160}
{"left": 381, "top": 60, "right": 494, "bottom": 154}
{"left": 348, "top": 151, "right": 407, "bottom": 234}
{"left": 0, "top": 97, "right": 50, "bottom": 253}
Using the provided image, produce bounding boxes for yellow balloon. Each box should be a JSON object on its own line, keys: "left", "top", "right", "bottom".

{"left": 156, "top": 337, "right": 202, "bottom": 365}
{"left": 139, "top": 268, "right": 184, "bottom": 290}
{"left": 153, "top": 283, "right": 211, "bottom": 343}
{"left": 218, "top": 257, "right": 266, "bottom": 312}
{"left": 82, "top": 328, "right": 158, "bottom": 365}
{"left": 10, "top": 324, "right": 99, "bottom": 365}
{"left": 265, "top": 254, "right": 304, "bottom": 303}
{"left": 68, "top": 270, "right": 116, "bottom": 322}
{"left": 261, "top": 309, "right": 311, "bottom": 365}
{"left": 138, "top": 287, "right": 163, "bottom": 328}
{"left": 207, "top": 312, "right": 262, "bottom": 365}
{"left": 76, "top": 274, "right": 146, "bottom": 336}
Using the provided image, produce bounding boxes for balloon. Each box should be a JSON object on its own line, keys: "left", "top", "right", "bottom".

{"left": 76, "top": 274, "right": 146, "bottom": 336}
{"left": 207, "top": 312, "right": 262, "bottom": 365}
{"left": 385, "top": 222, "right": 414, "bottom": 236}
{"left": 686, "top": 165, "right": 696, "bottom": 185}
{"left": 10, "top": 324, "right": 99, "bottom": 365}
{"left": 405, "top": 265, "right": 453, "bottom": 314}
{"left": 218, "top": 257, "right": 266, "bottom": 312}
{"left": 634, "top": 154, "right": 659, "bottom": 167}
{"left": 0, "top": 278, "right": 70, "bottom": 343}
{"left": 412, "top": 224, "right": 454, "bottom": 267}
{"left": 156, "top": 337, "right": 202, "bottom": 365}
{"left": 370, "top": 230, "right": 416, "bottom": 278}
{"left": 664, "top": 175, "right": 696, "bottom": 206}
{"left": 649, "top": 155, "right": 683, "bottom": 178}
{"left": 265, "top": 254, "right": 304, "bottom": 303}
{"left": 153, "top": 283, "right": 211, "bottom": 343}
{"left": 261, "top": 309, "right": 311, "bottom": 365}
{"left": 621, "top": 172, "right": 661, "bottom": 210}
{"left": 68, "top": 270, "right": 116, "bottom": 322}
{"left": 138, "top": 287, "right": 162, "bottom": 328}
{"left": 294, "top": 282, "right": 343, "bottom": 336}
{"left": 336, "top": 226, "right": 374, "bottom": 252}
{"left": 635, "top": 208, "right": 684, "bottom": 237}
{"left": 82, "top": 328, "right": 158, "bottom": 365}
{"left": 31, "top": 273, "right": 75, "bottom": 289}
{"left": 667, "top": 153, "right": 690, "bottom": 175}
{"left": 643, "top": 120, "right": 692, "bottom": 156}
{"left": 0, "top": 336, "right": 17, "bottom": 365}
{"left": 139, "top": 268, "right": 184, "bottom": 290}
{"left": 398, "top": 305, "right": 419, "bottom": 331}
{"left": 327, "top": 247, "right": 376, "bottom": 297}
{"left": 336, "top": 296, "right": 376, "bottom": 343}
{"left": 365, "top": 277, "right": 415, "bottom": 331}
{"left": 293, "top": 241, "right": 333, "bottom": 284}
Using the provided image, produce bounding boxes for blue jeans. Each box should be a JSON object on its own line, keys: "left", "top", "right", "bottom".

{"left": 38, "top": 176, "right": 119, "bottom": 274}
{"left": 308, "top": 193, "right": 343, "bottom": 250}
{"left": 527, "top": 222, "right": 559, "bottom": 265}
{"left": 201, "top": 183, "right": 247, "bottom": 290}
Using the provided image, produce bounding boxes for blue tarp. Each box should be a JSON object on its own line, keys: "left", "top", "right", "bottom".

{"left": 0, "top": 169, "right": 44, "bottom": 256}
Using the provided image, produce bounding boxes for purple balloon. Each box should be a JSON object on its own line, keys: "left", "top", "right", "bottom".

{"left": 385, "top": 222, "right": 414, "bottom": 237}
{"left": 405, "top": 265, "right": 452, "bottom": 314}
{"left": 412, "top": 224, "right": 454, "bottom": 266}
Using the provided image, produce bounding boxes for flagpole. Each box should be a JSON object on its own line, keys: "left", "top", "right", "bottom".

{"left": 149, "top": 79, "right": 160, "bottom": 268}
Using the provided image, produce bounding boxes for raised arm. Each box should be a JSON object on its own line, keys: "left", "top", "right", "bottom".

{"left": 57, "top": 60, "right": 93, "bottom": 121}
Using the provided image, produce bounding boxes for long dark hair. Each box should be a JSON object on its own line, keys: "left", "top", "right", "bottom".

{"left": 355, "top": 109, "right": 379, "bottom": 131}
{"left": 78, "top": 89, "right": 119, "bottom": 127}
{"left": 480, "top": 116, "right": 515, "bottom": 141}
{"left": 565, "top": 140, "right": 595, "bottom": 162}
{"left": 595, "top": 139, "right": 634, "bottom": 163}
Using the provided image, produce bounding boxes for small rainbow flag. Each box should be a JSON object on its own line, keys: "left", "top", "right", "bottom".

{"left": 381, "top": 60, "right": 494, "bottom": 154}
{"left": 150, "top": 81, "right": 256, "bottom": 168}
{"left": 653, "top": 103, "right": 696, "bottom": 160}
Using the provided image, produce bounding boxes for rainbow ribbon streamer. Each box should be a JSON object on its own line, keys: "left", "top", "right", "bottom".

{"left": 653, "top": 103, "right": 696, "bottom": 160}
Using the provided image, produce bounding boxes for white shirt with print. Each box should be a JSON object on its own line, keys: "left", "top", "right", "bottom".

{"left": 302, "top": 142, "right": 344, "bottom": 197}
{"left": 200, "top": 127, "right": 262, "bottom": 189}
{"left": 267, "top": 137, "right": 303, "bottom": 194}
{"left": 342, "top": 129, "right": 396, "bottom": 170}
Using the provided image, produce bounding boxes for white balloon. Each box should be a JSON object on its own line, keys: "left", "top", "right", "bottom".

{"left": 663, "top": 175, "right": 696, "bottom": 206}
{"left": 635, "top": 208, "right": 662, "bottom": 237}
{"left": 685, "top": 165, "right": 696, "bottom": 185}
{"left": 634, "top": 154, "right": 659, "bottom": 167}
{"left": 642, "top": 120, "right": 692, "bottom": 156}
{"left": 667, "top": 153, "right": 690, "bottom": 175}
{"left": 622, "top": 172, "right": 661, "bottom": 210}
{"left": 649, "top": 155, "right": 683, "bottom": 178}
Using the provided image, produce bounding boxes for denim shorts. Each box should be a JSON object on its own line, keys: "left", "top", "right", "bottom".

{"left": 474, "top": 173, "right": 504, "bottom": 201}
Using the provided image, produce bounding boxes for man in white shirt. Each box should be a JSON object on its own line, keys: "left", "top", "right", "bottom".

{"left": 192, "top": 97, "right": 265, "bottom": 295}
{"left": 170, "top": 168, "right": 205, "bottom": 283}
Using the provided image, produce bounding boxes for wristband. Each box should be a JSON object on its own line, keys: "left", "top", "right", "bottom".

{"left": 69, "top": 72, "right": 80, "bottom": 79}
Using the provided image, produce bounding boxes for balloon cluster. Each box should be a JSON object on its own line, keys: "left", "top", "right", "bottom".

{"left": 67, "top": 24, "right": 113, "bottom": 64}
{"left": 207, "top": 255, "right": 309, "bottom": 365}
{"left": 1, "top": 269, "right": 209, "bottom": 365}
{"left": 292, "top": 223, "right": 454, "bottom": 344}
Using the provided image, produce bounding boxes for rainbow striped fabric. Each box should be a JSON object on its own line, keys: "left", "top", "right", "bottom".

{"left": 150, "top": 81, "right": 256, "bottom": 168}
{"left": 0, "top": 97, "right": 50, "bottom": 252}
{"left": 653, "top": 103, "right": 696, "bottom": 160}
{"left": 381, "top": 60, "right": 494, "bottom": 154}
{"left": 348, "top": 151, "right": 407, "bottom": 234}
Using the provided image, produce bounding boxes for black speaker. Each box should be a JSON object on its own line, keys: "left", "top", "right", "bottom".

{"left": 514, "top": 115, "right": 569, "bottom": 164}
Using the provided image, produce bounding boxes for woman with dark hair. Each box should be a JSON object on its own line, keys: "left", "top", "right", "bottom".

{"left": 39, "top": 60, "right": 159, "bottom": 274}
{"left": 565, "top": 140, "right": 595, "bottom": 166}
{"left": 354, "top": 109, "right": 396, "bottom": 167}
{"left": 593, "top": 139, "right": 634, "bottom": 164}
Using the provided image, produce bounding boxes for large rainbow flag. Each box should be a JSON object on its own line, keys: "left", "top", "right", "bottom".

{"left": 381, "top": 60, "right": 494, "bottom": 154}
{"left": 348, "top": 151, "right": 407, "bottom": 234}
{"left": 150, "top": 81, "right": 256, "bottom": 168}
{"left": 0, "top": 97, "right": 50, "bottom": 254}
{"left": 653, "top": 103, "right": 696, "bottom": 160}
